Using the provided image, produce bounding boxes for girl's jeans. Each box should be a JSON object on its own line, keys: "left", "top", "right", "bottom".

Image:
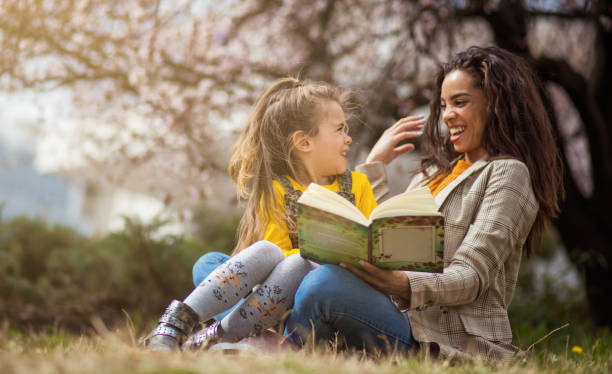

{"left": 284, "top": 264, "right": 413, "bottom": 354}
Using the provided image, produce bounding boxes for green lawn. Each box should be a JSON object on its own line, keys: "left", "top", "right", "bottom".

{"left": 1, "top": 322, "right": 610, "bottom": 374}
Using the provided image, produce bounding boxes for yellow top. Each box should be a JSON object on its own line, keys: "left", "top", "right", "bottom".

{"left": 427, "top": 160, "right": 473, "bottom": 198}
{"left": 261, "top": 171, "right": 378, "bottom": 256}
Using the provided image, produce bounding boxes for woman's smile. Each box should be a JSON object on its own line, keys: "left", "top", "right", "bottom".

{"left": 440, "top": 70, "right": 487, "bottom": 163}
{"left": 449, "top": 126, "right": 466, "bottom": 141}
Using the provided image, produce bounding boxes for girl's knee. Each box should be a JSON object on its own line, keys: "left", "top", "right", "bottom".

{"left": 245, "top": 240, "right": 285, "bottom": 260}
{"left": 284, "top": 254, "right": 315, "bottom": 270}
{"left": 273, "top": 254, "right": 315, "bottom": 279}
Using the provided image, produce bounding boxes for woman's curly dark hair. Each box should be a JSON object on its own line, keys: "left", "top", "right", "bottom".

{"left": 419, "top": 46, "right": 564, "bottom": 257}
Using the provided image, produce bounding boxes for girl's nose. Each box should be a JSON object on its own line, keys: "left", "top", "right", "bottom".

{"left": 345, "top": 134, "right": 352, "bottom": 144}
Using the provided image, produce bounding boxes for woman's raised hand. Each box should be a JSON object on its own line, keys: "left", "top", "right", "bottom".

{"left": 365, "top": 115, "right": 425, "bottom": 165}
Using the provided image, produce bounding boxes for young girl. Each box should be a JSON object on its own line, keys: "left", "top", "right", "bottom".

{"left": 143, "top": 77, "right": 377, "bottom": 351}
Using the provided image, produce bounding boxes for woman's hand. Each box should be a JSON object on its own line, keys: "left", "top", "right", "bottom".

{"left": 341, "top": 261, "right": 411, "bottom": 302}
{"left": 365, "top": 115, "right": 425, "bottom": 165}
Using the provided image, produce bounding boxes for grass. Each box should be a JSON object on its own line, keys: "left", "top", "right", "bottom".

{"left": 2, "top": 211, "right": 607, "bottom": 372}
{"left": 1, "top": 319, "right": 610, "bottom": 374}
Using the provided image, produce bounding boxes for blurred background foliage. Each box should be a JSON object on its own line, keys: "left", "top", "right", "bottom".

{"left": 0, "top": 206, "right": 240, "bottom": 333}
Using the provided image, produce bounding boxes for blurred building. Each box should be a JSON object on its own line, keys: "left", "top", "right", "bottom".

{"left": 0, "top": 138, "right": 90, "bottom": 231}
{"left": 0, "top": 91, "right": 177, "bottom": 236}
{"left": 0, "top": 133, "right": 176, "bottom": 236}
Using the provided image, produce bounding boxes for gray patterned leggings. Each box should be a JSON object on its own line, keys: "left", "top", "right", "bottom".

{"left": 183, "top": 240, "right": 316, "bottom": 342}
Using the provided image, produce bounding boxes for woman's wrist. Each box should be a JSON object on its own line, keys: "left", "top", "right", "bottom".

{"left": 365, "top": 154, "right": 386, "bottom": 165}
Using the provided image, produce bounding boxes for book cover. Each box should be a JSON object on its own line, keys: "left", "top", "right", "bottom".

{"left": 370, "top": 215, "right": 444, "bottom": 271}
{"left": 297, "top": 204, "right": 445, "bottom": 272}
{"left": 297, "top": 204, "right": 370, "bottom": 267}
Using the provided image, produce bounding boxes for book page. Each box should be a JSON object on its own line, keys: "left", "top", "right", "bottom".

{"left": 370, "top": 187, "right": 440, "bottom": 221}
{"left": 298, "top": 183, "right": 369, "bottom": 226}
{"left": 378, "top": 226, "right": 436, "bottom": 262}
{"left": 373, "top": 208, "right": 440, "bottom": 219}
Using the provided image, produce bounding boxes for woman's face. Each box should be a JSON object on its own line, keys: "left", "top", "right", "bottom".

{"left": 440, "top": 69, "right": 487, "bottom": 163}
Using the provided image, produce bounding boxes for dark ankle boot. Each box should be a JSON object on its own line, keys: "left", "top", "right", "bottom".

{"left": 183, "top": 320, "right": 222, "bottom": 350}
{"left": 142, "top": 300, "right": 200, "bottom": 351}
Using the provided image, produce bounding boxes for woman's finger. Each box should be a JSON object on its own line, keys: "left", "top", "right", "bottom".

{"left": 393, "top": 143, "right": 415, "bottom": 157}
{"left": 341, "top": 262, "right": 373, "bottom": 280}
{"left": 342, "top": 262, "right": 411, "bottom": 298}
{"left": 395, "top": 115, "right": 425, "bottom": 125}
{"left": 341, "top": 262, "right": 385, "bottom": 290}
{"left": 358, "top": 260, "right": 385, "bottom": 275}
{"left": 393, "top": 130, "right": 422, "bottom": 143}
{"left": 365, "top": 115, "right": 424, "bottom": 164}
{"left": 390, "top": 117, "right": 425, "bottom": 132}
{"left": 355, "top": 261, "right": 390, "bottom": 287}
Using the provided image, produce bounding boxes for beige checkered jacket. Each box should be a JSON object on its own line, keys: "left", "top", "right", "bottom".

{"left": 357, "top": 157, "right": 538, "bottom": 361}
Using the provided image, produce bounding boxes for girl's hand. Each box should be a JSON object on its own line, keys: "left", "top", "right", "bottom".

{"left": 341, "top": 261, "right": 411, "bottom": 302}
{"left": 365, "top": 115, "right": 425, "bottom": 165}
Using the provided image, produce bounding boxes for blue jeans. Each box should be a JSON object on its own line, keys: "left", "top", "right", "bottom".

{"left": 284, "top": 264, "right": 413, "bottom": 354}
{"left": 192, "top": 251, "right": 242, "bottom": 321}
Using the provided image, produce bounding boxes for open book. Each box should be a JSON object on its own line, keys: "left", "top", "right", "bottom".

{"left": 297, "top": 184, "right": 444, "bottom": 272}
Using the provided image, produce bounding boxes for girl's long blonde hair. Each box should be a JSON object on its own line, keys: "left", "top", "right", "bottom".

{"left": 228, "top": 77, "right": 350, "bottom": 254}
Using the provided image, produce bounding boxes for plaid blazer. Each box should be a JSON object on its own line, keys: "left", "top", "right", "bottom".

{"left": 357, "top": 157, "right": 538, "bottom": 361}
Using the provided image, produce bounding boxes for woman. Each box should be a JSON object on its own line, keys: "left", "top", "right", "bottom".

{"left": 284, "top": 46, "right": 563, "bottom": 361}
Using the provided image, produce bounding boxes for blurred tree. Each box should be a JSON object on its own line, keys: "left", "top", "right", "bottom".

{"left": 0, "top": 0, "right": 610, "bottom": 326}
{"left": 0, "top": 0, "right": 408, "bottom": 210}
{"left": 388, "top": 0, "right": 612, "bottom": 328}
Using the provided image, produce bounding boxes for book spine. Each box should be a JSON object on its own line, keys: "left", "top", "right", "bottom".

{"left": 368, "top": 226, "right": 372, "bottom": 264}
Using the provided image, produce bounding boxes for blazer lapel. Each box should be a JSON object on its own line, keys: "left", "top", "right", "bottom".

{"left": 434, "top": 158, "right": 490, "bottom": 209}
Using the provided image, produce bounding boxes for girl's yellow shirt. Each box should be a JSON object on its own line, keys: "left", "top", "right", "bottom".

{"left": 261, "top": 171, "right": 377, "bottom": 256}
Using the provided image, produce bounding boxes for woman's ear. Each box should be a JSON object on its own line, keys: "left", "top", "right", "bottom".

{"left": 292, "top": 130, "right": 312, "bottom": 152}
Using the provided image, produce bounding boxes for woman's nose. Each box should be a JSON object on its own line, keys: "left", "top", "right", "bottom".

{"left": 442, "top": 107, "right": 455, "bottom": 124}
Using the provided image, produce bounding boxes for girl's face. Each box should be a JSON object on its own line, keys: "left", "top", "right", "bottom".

{"left": 305, "top": 100, "right": 352, "bottom": 184}
{"left": 440, "top": 69, "right": 488, "bottom": 163}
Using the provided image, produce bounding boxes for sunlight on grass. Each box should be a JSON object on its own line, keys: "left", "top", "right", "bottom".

{"left": 1, "top": 321, "right": 610, "bottom": 374}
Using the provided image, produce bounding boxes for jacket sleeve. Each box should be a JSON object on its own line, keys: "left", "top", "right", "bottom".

{"left": 403, "top": 160, "right": 539, "bottom": 310}
{"left": 355, "top": 162, "right": 390, "bottom": 201}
